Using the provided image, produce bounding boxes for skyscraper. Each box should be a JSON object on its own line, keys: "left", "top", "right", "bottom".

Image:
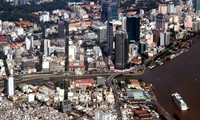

{"left": 65, "top": 37, "right": 69, "bottom": 71}
{"left": 58, "top": 21, "right": 65, "bottom": 38}
{"left": 44, "top": 39, "right": 50, "bottom": 56}
{"left": 126, "top": 15, "right": 140, "bottom": 42}
{"left": 101, "top": 0, "right": 118, "bottom": 21}
{"left": 168, "top": 2, "right": 175, "bottom": 14}
{"left": 106, "top": 21, "right": 113, "bottom": 56}
{"left": 195, "top": 0, "right": 200, "bottom": 12}
{"left": 115, "top": 30, "right": 129, "bottom": 69}
{"left": 4, "top": 77, "right": 15, "bottom": 96}
{"left": 97, "top": 27, "right": 107, "bottom": 42}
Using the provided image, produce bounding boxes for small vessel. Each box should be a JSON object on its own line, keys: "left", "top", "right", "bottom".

{"left": 148, "top": 64, "right": 156, "bottom": 69}
{"left": 171, "top": 92, "right": 189, "bottom": 110}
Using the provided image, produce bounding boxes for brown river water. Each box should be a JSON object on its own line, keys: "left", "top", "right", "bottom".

{"left": 135, "top": 37, "right": 200, "bottom": 120}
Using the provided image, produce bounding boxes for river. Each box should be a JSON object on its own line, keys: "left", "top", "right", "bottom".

{"left": 135, "top": 37, "right": 200, "bottom": 120}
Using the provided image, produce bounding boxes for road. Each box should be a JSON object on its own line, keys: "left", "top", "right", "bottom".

{"left": 106, "top": 72, "right": 128, "bottom": 120}
{"left": 0, "top": 71, "right": 143, "bottom": 87}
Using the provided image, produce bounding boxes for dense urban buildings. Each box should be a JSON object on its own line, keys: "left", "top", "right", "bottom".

{"left": 0, "top": 0, "right": 200, "bottom": 119}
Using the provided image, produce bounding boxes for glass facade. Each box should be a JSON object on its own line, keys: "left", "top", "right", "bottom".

{"left": 195, "top": 0, "right": 200, "bottom": 11}
{"left": 101, "top": 1, "right": 118, "bottom": 21}
{"left": 126, "top": 16, "right": 140, "bottom": 42}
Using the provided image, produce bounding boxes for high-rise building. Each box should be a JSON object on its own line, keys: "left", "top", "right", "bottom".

{"left": 65, "top": 37, "right": 69, "bottom": 71}
{"left": 4, "top": 77, "right": 15, "bottom": 96}
{"left": 126, "top": 15, "right": 140, "bottom": 42}
{"left": 106, "top": 21, "right": 114, "bottom": 56}
{"left": 58, "top": 21, "right": 65, "bottom": 38}
{"left": 195, "top": 0, "right": 200, "bottom": 12}
{"left": 168, "top": 2, "right": 175, "bottom": 14}
{"left": 139, "top": 40, "right": 148, "bottom": 54}
{"left": 156, "top": 13, "right": 167, "bottom": 31}
{"left": 101, "top": 0, "right": 118, "bottom": 21}
{"left": 25, "top": 36, "right": 34, "bottom": 50}
{"left": 115, "top": 30, "right": 129, "bottom": 69}
{"left": 97, "top": 27, "right": 107, "bottom": 42}
{"left": 160, "top": 31, "right": 170, "bottom": 46}
{"left": 44, "top": 39, "right": 51, "bottom": 56}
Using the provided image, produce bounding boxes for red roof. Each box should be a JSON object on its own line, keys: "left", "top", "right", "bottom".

{"left": 129, "top": 80, "right": 139, "bottom": 85}
{"left": 0, "top": 37, "right": 7, "bottom": 43}
{"left": 132, "top": 58, "right": 142, "bottom": 64}
{"left": 75, "top": 78, "right": 93, "bottom": 86}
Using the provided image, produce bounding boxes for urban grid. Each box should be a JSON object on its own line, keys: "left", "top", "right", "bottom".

{"left": 0, "top": 0, "right": 199, "bottom": 120}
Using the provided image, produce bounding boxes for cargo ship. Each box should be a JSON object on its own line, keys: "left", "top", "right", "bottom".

{"left": 171, "top": 92, "right": 189, "bottom": 110}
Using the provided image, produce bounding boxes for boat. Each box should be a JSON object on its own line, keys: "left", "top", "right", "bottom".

{"left": 171, "top": 92, "right": 189, "bottom": 110}
{"left": 148, "top": 64, "right": 156, "bottom": 69}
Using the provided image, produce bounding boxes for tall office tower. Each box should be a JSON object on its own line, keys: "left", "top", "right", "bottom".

{"left": 195, "top": 0, "right": 200, "bottom": 12}
{"left": 106, "top": 21, "right": 113, "bottom": 56}
{"left": 168, "top": 2, "right": 175, "bottom": 14}
{"left": 65, "top": 37, "right": 69, "bottom": 71}
{"left": 118, "top": 13, "right": 127, "bottom": 30}
{"left": 139, "top": 40, "right": 148, "bottom": 54}
{"left": 156, "top": 13, "right": 167, "bottom": 31}
{"left": 58, "top": 21, "right": 65, "bottom": 38}
{"left": 126, "top": 15, "right": 140, "bottom": 42}
{"left": 4, "top": 77, "right": 15, "bottom": 96}
{"left": 44, "top": 39, "right": 50, "bottom": 56}
{"left": 97, "top": 27, "right": 107, "bottom": 42}
{"left": 101, "top": 0, "right": 118, "bottom": 21}
{"left": 115, "top": 30, "right": 129, "bottom": 69}
{"left": 160, "top": 31, "right": 170, "bottom": 46}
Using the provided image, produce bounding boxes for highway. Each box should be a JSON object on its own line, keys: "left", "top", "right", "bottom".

{"left": 0, "top": 71, "right": 142, "bottom": 87}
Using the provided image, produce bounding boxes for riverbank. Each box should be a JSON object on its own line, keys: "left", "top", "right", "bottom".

{"left": 133, "top": 35, "right": 200, "bottom": 120}
{"left": 149, "top": 86, "right": 175, "bottom": 120}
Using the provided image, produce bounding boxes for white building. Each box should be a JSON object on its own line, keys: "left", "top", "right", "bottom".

{"left": 95, "top": 110, "right": 112, "bottom": 120}
{"left": 63, "top": 12, "right": 69, "bottom": 19}
{"left": 68, "top": 45, "right": 77, "bottom": 61}
{"left": 6, "top": 77, "right": 15, "bottom": 96}
{"left": 168, "top": 2, "right": 175, "bottom": 14}
{"left": 25, "top": 36, "right": 34, "bottom": 50}
{"left": 129, "top": 44, "right": 138, "bottom": 58}
{"left": 40, "top": 12, "right": 50, "bottom": 22}
{"left": 42, "top": 61, "right": 50, "bottom": 70}
{"left": 17, "top": 27, "right": 24, "bottom": 36}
